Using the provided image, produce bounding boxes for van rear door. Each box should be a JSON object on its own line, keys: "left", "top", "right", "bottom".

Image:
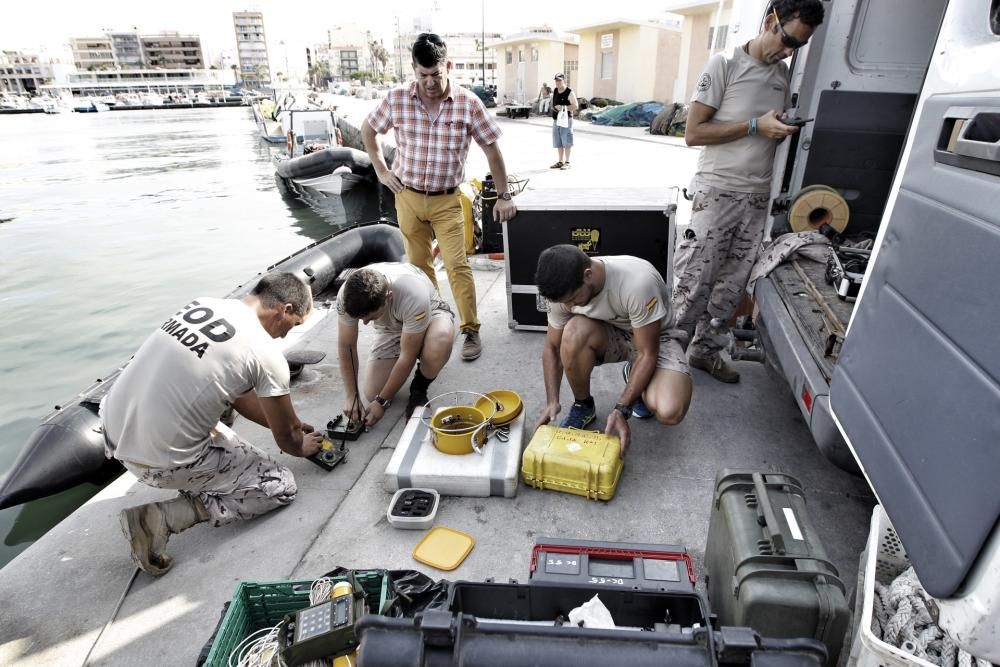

{"left": 830, "top": 0, "right": 1000, "bottom": 655}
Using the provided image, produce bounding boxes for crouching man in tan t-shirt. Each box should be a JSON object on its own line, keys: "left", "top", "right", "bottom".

{"left": 337, "top": 263, "right": 456, "bottom": 425}
{"left": 534, "top": 245, "right": 693, "bottom": 456}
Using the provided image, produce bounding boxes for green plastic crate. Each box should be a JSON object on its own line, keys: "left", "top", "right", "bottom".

{"left": 203, "top": 570, "right": 388, "bottom": 667}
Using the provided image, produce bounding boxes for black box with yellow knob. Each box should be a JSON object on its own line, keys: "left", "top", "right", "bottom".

{"left": 502, "top": 187, "right": 677, "bottom": 331}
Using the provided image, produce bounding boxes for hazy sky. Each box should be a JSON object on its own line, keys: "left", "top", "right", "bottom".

{"left": 1, "top": 0, "right": 679, "bottom": 74}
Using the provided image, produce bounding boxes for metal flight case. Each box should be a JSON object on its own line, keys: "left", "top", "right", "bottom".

{"left": 502, "top": 187, "right": 677, "bottom": 331}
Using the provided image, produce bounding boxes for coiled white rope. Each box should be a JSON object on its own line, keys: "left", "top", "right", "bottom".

{"left": 873, "top": 567, "right": 994, "bottom": 667}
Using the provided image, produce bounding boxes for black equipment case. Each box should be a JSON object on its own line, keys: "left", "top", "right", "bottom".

{"left": 356, "top": 580, "right": 828, "bottom": 667}
{"left": 501, "top": 187, "right": 677, "bottom": 331}
{"left": 705, "top": 470, "right": 850, "bottom": 666}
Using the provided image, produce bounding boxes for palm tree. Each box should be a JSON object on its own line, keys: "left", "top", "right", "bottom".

{"left": 369, "top": 40, "right": 389, "bottom": 81}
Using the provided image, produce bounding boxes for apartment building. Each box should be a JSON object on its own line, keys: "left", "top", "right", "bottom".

{"left": 70, "top": 37, "right": 115, "bottom": 72}
{"left": 141, "top": 33, "right": 204, "bottom": 69}
{"left": 0, "top": 51, "right": 57, "bottom": 94}
{"left": 392, "top": 32, "right": 499, "bottom": 86}
{"left": 70, "top": 32, "right": 205, "bottom": 72}
{"left": 110, "top": 33, "right": 143, "bottom": 69}
{"left": 569, "top": 19, "right": 682, "bottom": 104}
{"left": 663, "top": 0, "right": 734, "bottom": 101}
{"left": 491, "top": 28, "right": 579, "bottom": 104}
{"left": 233, "top": 11, "right": 271, "bottom": 88}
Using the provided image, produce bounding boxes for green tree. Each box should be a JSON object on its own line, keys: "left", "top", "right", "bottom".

{"left": 368, "top": 40, "right": 389, "bottom": 81}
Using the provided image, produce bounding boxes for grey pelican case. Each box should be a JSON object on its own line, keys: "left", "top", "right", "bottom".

{"left": 705, "top": 470, "right": 850, "bottom": 666}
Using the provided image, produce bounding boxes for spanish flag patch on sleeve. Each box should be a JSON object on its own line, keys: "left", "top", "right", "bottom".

{"left": 645, "top": 297, "right": 658, "bottom": 313}
{"left": 414, "top": 311, "right": 427, "bottom": 321}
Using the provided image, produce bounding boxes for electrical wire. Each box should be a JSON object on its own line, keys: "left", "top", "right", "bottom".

{"left": 479, "top": 176, "right": 530, "bottom": 200}
{"left": 228, "top": 623, "right": 284, "bottom": 667}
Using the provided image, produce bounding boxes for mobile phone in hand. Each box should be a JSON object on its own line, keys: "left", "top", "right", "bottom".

{"left": 782, "top": 117, "right": 814, "bottom": 127}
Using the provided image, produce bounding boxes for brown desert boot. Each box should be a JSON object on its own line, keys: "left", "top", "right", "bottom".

{"left": 689, "top": 354, "right": 740, "bottom": 383}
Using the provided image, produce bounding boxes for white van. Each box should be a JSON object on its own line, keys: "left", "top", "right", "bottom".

{"left": 736, "top": 0, "right": 999, "bottom": 660}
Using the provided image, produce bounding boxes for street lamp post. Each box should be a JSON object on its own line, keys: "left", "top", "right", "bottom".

{"left": 481, "top": 0, "right": 486, "bottom": 87}
{"left": 395, "top": 17, "right": 404, "bottom": 82}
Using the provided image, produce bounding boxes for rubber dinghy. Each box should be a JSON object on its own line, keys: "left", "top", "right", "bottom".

{"left": 0, "top": 222, "right": 406, "bottom": 510}
{"left": 274, "top": 147, "right": 374, "bottom": 196}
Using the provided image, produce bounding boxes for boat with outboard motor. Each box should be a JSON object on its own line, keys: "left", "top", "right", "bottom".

{"left": 0, "top": 222, "right": 406, "bottom": 511}
{"left": 272, "top": 108, "right": 374, "bottom": 196}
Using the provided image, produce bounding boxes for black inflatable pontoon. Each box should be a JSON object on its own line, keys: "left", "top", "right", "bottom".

{"left": 274, "top": 147, "right": 373, "bottom": 181}
{"left": 0, "top": 222, "right": 405, "bottom": 510}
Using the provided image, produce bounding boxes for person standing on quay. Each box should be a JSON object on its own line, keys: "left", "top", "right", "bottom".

{"left": 676, "top": 0, "right": 824, "bottom": 383}
{"left": 550, "top": 73, "right": 578, "bottom": 170}
{"left": 362, "top": 32, "right": 517, "bottom": 361}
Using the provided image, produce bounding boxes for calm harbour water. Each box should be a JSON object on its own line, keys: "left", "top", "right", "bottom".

{"left": 0, "top": 107, "right": 387, "bottom": 568}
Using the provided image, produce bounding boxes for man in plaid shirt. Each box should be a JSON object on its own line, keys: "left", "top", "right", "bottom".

{"left": 363, "top": 33, "right": 517, "bottom": 362}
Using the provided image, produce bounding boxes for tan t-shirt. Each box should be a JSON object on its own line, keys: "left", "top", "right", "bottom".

{"left": 691, "top": 46, "right": 790, "bottom": 193}
{"left": 547, "top": 256, "right": 671, "bottom": 332}
{"left": 337, "top": 262, "right": 441, "bottom": 334}
{"left": 101, "top": 297, "right": 289, "bottom": 468}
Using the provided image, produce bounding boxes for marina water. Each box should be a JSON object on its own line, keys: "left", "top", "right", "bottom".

{"left": 0, "top": 107, "right": 387, "bottom": 568}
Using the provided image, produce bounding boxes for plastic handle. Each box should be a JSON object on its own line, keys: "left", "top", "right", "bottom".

{"left": 753, "top": 473, "right": 786, "bottom": 554}
{"left": 733, "top": 566, "right": 846, "bottom": 598}
{"left": 955, "top": 111, "right": 1000, "bottom": 162}
{"left": 471, "top": 421, "right": 490, "bottom": 455}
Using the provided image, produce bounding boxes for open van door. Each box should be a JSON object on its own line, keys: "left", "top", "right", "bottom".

{"left": 831, "top": 1, "right": 1000, "bottom": 659}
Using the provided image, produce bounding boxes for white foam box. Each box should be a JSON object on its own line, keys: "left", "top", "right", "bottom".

{"left": 383, "top": 407, "right": 525, "bottom": 498}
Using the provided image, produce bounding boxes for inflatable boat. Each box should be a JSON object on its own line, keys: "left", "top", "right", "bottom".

{"left": 0, "top": 222, "right": 406, "bottom": 510}
{"left": 274, "top": 146, "right": 374, "bottom": 196}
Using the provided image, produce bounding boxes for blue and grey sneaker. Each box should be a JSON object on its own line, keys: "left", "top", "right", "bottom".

{"left": 560, "top": 400, "right": 597, "bottom": 429}
{"left": 622, "top": 361, "right": 654, "bottom": 419}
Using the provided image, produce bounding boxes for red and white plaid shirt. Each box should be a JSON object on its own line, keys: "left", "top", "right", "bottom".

{"left": 367, "top": 81, "right": 502, "bottom": 192}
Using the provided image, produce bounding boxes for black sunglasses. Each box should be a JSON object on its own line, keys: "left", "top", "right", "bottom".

{"left": 772, "top": 7, "right": 806, "bottom": 49}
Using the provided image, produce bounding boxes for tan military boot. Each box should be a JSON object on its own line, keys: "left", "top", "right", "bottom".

{"left": 119, "top": 495, "right": 208, "bottom": 575}
{"left": 689, "top": 354, "right": 740, "bottom": 383}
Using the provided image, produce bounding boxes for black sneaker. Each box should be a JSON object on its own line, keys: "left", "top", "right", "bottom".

{"left": 559, "top": 401, "right": 597, "bottom": 429}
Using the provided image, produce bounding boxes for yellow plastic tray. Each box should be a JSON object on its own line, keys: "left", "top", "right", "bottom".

{"left": 412, "top": 526, "right": 476, "bottom": 571}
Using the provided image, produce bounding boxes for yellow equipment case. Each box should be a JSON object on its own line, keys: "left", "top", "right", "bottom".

{"left": 521, "top": 426, "right": 623, "bottom": 500}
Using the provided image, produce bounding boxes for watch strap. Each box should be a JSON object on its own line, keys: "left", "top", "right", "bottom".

{"left": 374, "top": 394, "right": 391, "bottom": 408}
{"left": 499, "top": 191, "right": 512, "bottom": 201}
{"left": 613, "top": 403, "right": 631, "bottom": 420}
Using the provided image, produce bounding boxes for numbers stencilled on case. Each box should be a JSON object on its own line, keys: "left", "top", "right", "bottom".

{"left": 588, "top": 576, "right": 626, "bottom": 586}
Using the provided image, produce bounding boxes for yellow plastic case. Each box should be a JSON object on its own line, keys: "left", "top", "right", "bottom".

{"left": 521, "top": 426, "right": 623, "bottom": 501}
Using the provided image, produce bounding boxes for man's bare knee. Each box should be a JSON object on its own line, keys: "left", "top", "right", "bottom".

{"left": 655, "top": 404, "right": 687, "bottom": 426}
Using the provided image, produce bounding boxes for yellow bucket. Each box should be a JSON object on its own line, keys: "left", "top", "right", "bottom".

{"left": 430, "top": 405, "right": 489, "bottom": 455}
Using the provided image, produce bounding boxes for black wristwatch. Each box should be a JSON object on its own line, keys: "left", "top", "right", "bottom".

{"left": 373, "top": 394, "right": 391, "bottom": 409}
{"left": 613, "top": 403, "right": 631, "bottom": 420}
{"left": 498, "top": 191, "right": 512, "bottom": 201}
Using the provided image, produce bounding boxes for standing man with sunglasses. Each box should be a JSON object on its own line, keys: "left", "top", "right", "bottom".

{"left": 675, "top": 0, "right": 824, "bottom": 383}
{"left": 363, "top": 33, "right": 517, "bottom": 363}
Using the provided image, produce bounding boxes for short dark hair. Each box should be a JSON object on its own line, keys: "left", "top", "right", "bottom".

{"left": 770, "top": 0, "right": 825, "bottom": 27}
{"left": 252, "top": 272, "right": 312, "bottom": 316}
{"left": 342, "top": 269, "right": 389, "bottom": 318}
{"left": 412, "top": 33, "right": 447, "bottom": 68}
{"left": 535, "top": 245, "right": 591, "bottom": 301}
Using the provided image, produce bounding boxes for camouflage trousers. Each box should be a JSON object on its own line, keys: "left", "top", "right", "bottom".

{"left": 672, "top": 183, "right": 769, "bottom": 358}
{"left": 115, "top": 423, "right": 297, "bottom": 527}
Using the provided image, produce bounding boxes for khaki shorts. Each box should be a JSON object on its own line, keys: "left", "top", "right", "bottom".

{"left": 598, "top": 323, "right": 690, "bottom": 376}
{"left": 371, "top": 302, "right": 455, "bottom": 360}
